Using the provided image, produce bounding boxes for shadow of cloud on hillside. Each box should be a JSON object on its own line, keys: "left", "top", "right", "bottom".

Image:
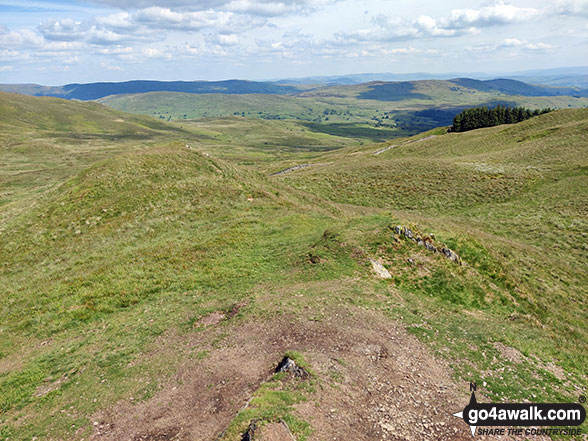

{"left": 358, "top": 83, "right": 431, "bottom": 101}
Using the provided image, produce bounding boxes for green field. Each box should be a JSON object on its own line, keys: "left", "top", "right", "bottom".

{"left": 99, "top": 80, "right": 588, "bottom": 142}
{"left": 1, "top": 92, "right": 587, "bottom": 440}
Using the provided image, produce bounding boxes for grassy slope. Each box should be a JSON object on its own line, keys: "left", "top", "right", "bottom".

{"left": 1, "top": 93, "right": 587, "bottom": 439}
{"left": 281, "top": 109, "right": 588, "bottom": 393}
{"left": 0, "top": 93, "right": 350, "bottom": 439}
{"left": 0, "top": 93, "right": 199, "bottom": 214}
{"left": 99, "top": 81, "right": 588, "bottom": 143}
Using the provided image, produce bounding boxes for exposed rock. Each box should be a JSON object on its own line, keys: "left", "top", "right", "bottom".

{"left": 407, "top": 258, "right": 415, "bottom": 265}
{"left": 402, "top": 227, "right": 414, "bottom": 240}
{"left": 370, "top": 259, "right": 392, "bottom": 279}
{"left": 441, "top": 248, "right": 461, "bottom": 264}
{"left": 394, "top": 225, "right": 462, "bottom": 264}
{"left": 275, "top": 357, "right": 309, "bottom": 378}
{"left": 424, "top": 241, "right": 437, "bottom": 253}
{"left": 241, "top": 420, "right": 257, "bottom": 441}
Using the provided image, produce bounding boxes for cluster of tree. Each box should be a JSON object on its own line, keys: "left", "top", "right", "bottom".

{"left": 449, "top": 105, "right": 552, "bottom": 132}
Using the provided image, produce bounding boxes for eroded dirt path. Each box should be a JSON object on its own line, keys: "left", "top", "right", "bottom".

{"left": 90, "top": 307, "right": 545, "bottom": 441}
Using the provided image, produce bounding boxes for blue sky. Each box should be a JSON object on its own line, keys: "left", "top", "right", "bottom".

{"left": 0, "top": 0, "right": 587, "bottom": 84}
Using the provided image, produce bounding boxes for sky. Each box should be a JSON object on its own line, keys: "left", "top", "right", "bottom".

{"left": 0, "top": 0, "right": 587, "bottom": 84}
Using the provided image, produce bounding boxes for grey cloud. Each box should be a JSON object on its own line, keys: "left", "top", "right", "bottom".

{"left": 38, "top": 18, "right": 87, "bottom": 41}
{"left": 553, "top": 0, "right": 588, "bottom": 17}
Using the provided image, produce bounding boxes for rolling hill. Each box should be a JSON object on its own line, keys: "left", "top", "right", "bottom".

{"left": 97, "top": 79, "right": 588, "bottom": 142}
{"left": 0, "top": 80, "right": 301, "bottom": 101}
{"left": 0, "top": 92, "right": 587, "bottom": 440}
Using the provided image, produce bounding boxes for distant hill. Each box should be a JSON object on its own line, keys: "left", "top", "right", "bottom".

{"left": 0, "top": 80, "right": 301, "bottom": 101}
{"left": 298, "top": 78, "right": 588, "bottom": 100}
{"left": 97, "top": 79, "right": 588, "bottom": 142}
{"left": 448, "top": 78, "right": 588, "bottom": 97}
{"left": 276, "top": 66, "right": 588, "bottom": 88}
{"left": 2, "top": 76, "right": 588, "bottom": 102}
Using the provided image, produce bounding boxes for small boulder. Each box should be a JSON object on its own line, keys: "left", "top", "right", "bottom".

{"left": 242, "top": 420, "right": 257, "bottom": 441}
{"left": 276, "top": 357, "right": 309, "bottom": 378}
{"left": 424, "top": 241, "right": 437, "bottom": 253}
{"left": 441, "top": 247, "right": 460, "bottom": 263}
{"left": 370, "top": 259, "right": 392, "bottom": 279}
{"left": 403, "top": 227, "right": 414, "bottom": 240}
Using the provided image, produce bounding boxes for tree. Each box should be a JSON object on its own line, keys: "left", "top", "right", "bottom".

{"left": 449, "top": 106, "right": 552, "bottom": 132}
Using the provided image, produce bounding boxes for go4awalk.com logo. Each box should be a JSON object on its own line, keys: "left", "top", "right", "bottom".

{"left": 452, "top": 383, "right": 586, "bottom": 437}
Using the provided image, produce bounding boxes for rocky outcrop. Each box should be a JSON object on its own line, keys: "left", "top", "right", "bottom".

{"left": 440, "top": 247, "right": 460, "bottom": 263}
{"left": 393, "top": 225, "right": 462, "bottom": 265}
{"left": 275, "top": 357, "right": 309, "bottom": 379}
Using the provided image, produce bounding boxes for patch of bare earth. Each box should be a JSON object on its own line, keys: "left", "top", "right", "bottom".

{"left": 257, "top": 421, "right": 296, "bottom": 440}
{"left": 90, "top": 307, "right": 547, "bottom": 441}
{"left": 197, "top": 311, "right": 226, "bottom": 327}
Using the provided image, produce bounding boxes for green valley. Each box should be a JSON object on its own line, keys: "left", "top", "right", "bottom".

{"left": 0, "top": 91, "right": 587, "bottom": 441}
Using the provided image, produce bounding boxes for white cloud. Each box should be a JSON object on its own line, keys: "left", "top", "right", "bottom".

{"left": 96, "top": 46, "right": 133, "bottom": 55}
{"left": 215, "top": 34, "right": 239, "bottom": 45}
{"left": 441, "top": 2, "right": 540, "bottom": 29}
{"left": 95, "top": 12, "right": 135, "bottom": 30}
{"left": 0, "top": 0, "right": 581, "bottom": 83}
{"left": 501, "top": 37, "right": 525, "bottom": 47}
{"left": 499, "top": 38, "right": 553, "bottom": 51}
{"left": 86, "top": 28, "right": 128, "bottom": 45}
{"left": 141, "top": 47, "right": 169, "bottom": 58}
{"left": 133, "top": 7, "right": 235, "bottom": 31}
{"left": 0, "top": 28, "right": 44, "bottom": 46}
{"left": 341, "top": 2, "right": 541, "bottom": 44}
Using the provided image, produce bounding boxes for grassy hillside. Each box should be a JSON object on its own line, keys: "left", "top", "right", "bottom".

{"left": 0, "top": 92, "right": 205, "bottom": 224}
{"left": 99, "top": 80, "right": 588, "bottom": 142}
{"left": 1, "top": 94, "right": 586, "bottom": 440}
{"left": 280, "top": 109, "right": 588, "bottom": 385}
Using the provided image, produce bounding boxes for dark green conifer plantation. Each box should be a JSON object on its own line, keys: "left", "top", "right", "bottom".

{"left": 450, "top": 105, "right": 551, "bottom": 132}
